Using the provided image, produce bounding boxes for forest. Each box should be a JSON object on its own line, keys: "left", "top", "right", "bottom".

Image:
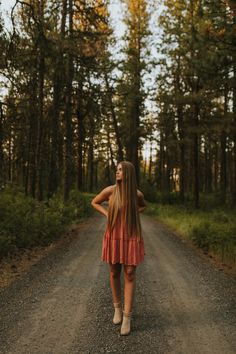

{"left": 0, "top": 0, "right": 235, "bottom": 267}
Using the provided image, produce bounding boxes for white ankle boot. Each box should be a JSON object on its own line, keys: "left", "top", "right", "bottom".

{"left": 120, "top": 311, "right": 132, "bottom": 335}
{"left": 113, "top": 302, "right": 122, "bottom": 324}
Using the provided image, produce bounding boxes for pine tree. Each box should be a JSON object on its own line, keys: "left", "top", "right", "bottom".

{"left": 119, "top": 0, "right": 151, "bottom": 185}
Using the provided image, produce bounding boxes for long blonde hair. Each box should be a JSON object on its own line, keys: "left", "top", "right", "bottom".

{"left": 107, "top": 161, "right": 142, "bottom": 241}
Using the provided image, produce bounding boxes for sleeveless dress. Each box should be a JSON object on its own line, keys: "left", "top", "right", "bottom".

{"left": 101, "top": 207, "right": 145, "bottom": 266}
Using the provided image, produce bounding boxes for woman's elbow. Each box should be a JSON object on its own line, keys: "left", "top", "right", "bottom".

{"left": 138, "top": 206, "right": 145, "bottom": 212}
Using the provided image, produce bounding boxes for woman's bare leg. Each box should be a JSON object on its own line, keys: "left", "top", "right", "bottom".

{"left": 123, "top": 265, "right": 136, "bottom": 313}
{"left": 121, "top": 265, "right": 136, "bottom": 335}
{"left": 109, "top": 263, "right": 122, "bottom": 303}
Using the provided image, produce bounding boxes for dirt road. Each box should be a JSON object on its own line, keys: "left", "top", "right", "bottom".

{"left": 0, "top": 214, "right": 235, "bottom": 354}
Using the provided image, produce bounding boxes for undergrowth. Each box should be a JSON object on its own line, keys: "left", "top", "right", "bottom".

{"left": 145, "top": 203, "right": 236, "bottom": 267}
{"left": 0, "top": 185, "right": 94, "bottom": 258}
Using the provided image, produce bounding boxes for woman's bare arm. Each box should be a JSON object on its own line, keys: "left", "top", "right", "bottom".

{"left": 91, "top": 186, "right": 114, "bottom": 218}
{"left": 137, "top": 190, "right": 147, "bottom": 213}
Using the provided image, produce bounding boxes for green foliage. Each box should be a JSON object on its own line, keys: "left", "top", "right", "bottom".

{"left": 146, "top": 202, "right": 236, "bottom": 266}
{"left": 190, "top": 221, "right": 213, "bottom": 252}
{"left": 156, "top": 0, "right": 236, "bottom": 208}
{"left": 190, "top": 213, "right": 236, "bottom": 262}
{"left": 156, "top": 192, "right": 193, "bottom": 205}
{"left": 199, "top": 192, "right": 232, "bottom": 211}
{"left": 0, "top": 186, "right": 93, "bottom": 258}
{"left": 141, "top": 179, "right": 193, "bottom": 205}
{"left": 67, "top": 190, "right": 94, "bottom": 221}
{"left": 140, "top": 180, "right": 159, "bottom": 202}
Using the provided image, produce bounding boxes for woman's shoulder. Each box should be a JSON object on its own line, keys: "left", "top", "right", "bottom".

{"left": 106, "top": 184, "right": 116, "bottom": 191}
{"left": 100, "top": 184, "right": 116, "bottom": 196}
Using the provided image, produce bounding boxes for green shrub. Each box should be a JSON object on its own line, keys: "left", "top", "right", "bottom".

{"left": 146, "top": 201, "right": 236, "bottom": 266}
{"left": 190, "top": 221, "right": 214, "bottom": 252}
{"left": 67, "top": 190, "right": 93, "bottom": 220}
{"left": 0, "top": 229, "right": 16, "bottom": 256}
{"left": 0, "top": 186, "right": 94, "bottom": 258}
{"left": 140, "top": 180, "right": 158, "bottom": 202}
{"left": 211, "top": 210, "right": 230, "bottom": 223}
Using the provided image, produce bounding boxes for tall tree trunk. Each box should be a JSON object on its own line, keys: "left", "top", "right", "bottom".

{"left": 148, "top": 141, "right": 152, "bottom": 180}
{"left": 77, "top": 116, "right": 84, "bottom": 191}
{"left": 165, "top": 146, "right": 171, "bottom": 198}
{"left": 36, "top": 0, "right": 45, "bottom": 201}
{"left": 88, "top": 114, "right": 95, "bottom": 192}
{"left": 64, "top": 0, "right": 74, "bottom": 202}
{"left": 94, "top": 160, "right": 98, "bottom": 190}
{"left": 76, "top": 79, "right": 84, "bottom": 191}
{"left": 28, "top": 73, "right": 38, "bottom": 198}
{"left": 193, "top": 103, "right": 199, "bottom": 208}
{"left": 177, "top": 102, "right": 185, "bottom": 201}
{"left": 204, "top": 137, "right": 213, "bottom": 193}
{"left": 190, "top": 0, "right": 200, "bottom": 208}
{"left": 25, "top": 127, "right": 30, "bottom": 196}
{"left": 157, "top": 133, "right": 164, "bottom": 191}
{"left": 233, "top": 62, "right": 236, "bottom": 204}
{"left": 107, "top": 129, "right": 116, "bottom": 173}
{"left": 0, "top": 103, "right": 4, "bottom": 185}
{"left": 128, "top": 59, "right": 141, "bottom": 185}
{"left": 8, "top": 126, "right": 12, "bottom": 181}
{"left": 124, "top": 0, "right": 148, "bottom": 186}
{"left": 176, "top": 51, "right": 185, "bottom": 201}
{"left": 104, "top": 73, "right": 124, "bottom": 162}
{"left": 219, "top": 8, "right": 230, "bottom": 204}
{"left": 48, "top": 0, "right": 67, "bottom": 198}
{"left": 192, "top": 45, "right": 200, "bottom": 207}
{"left": 220, "top": 133, "right": 227, "bottom": 203}
{"left": 232, "top": 7, "right": 236, "bottom": 204}
{"left": 213, "top": 143, "right": 219, "bottom": 192}
{"left": 36, "top": 44, "right": 45, "bottom": 201}
{"left": 143, "top": 155, "right": 147, "bottom": 179}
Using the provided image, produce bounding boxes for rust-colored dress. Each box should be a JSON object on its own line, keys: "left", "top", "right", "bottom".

{"left": 101, "top": 206, "right": 145, "bottom": 266}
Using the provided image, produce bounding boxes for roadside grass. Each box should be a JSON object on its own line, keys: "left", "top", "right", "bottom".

{"left": 145, "top": 203, "right": 236, "bottom": 269}
{"left": 2, "top": 183, "right": 235, "bottom": 271}
{"left": 0, "top": 185, "right": 94, "bottom": 258}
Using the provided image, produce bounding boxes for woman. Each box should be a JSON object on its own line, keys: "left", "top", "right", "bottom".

{"left": 91, "top": 161, "right": 147, "bottom": 335}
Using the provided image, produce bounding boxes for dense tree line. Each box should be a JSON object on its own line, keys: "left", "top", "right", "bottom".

{"left": 0, "top": 0, "right": 151, "bottom": 200}
{"left": 0, "top": 0, "right": 113, "bottom": 200}
{"left": 155, "top": 0, "right": 236, "bottom": 207}
{"left": 0, "top": 0, "right": 235, "bottom": 208}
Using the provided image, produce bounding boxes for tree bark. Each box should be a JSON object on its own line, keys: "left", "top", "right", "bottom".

{"left": 76, "top": 78, "right": 84, "bottom": 191}
{"left": 0, "top": 103, "right": 4, "bottom": 185}
{"left": 104, "top": 73, "right": 124, "bottom": 162}
{"left": 48, "top": 0, "right": 67, "bottom": 198}
{"left": 193, "top": 103, "right": 199, "bottom": 208}
{"left": 88, "top": 115, "right": 95, "bottom": 192}
{"left": 36, "top": 0, "right": 45, "bottom": 201}
{"left": 64, "top": 0, "right": 74, "bottom": 202}
{"left": 28, "top": 73, "right": 38, "bottom": 198}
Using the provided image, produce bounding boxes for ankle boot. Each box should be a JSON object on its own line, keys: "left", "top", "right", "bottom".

{"left": 113, "top": 302, "right": 122, "bottom": 324}
{"left": 120, "top": 311, "right": 132, "bottom": 335}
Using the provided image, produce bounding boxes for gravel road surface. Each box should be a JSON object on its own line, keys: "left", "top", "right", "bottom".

{"left": 0, "top": 213, "right": 235, "bottom": 354}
